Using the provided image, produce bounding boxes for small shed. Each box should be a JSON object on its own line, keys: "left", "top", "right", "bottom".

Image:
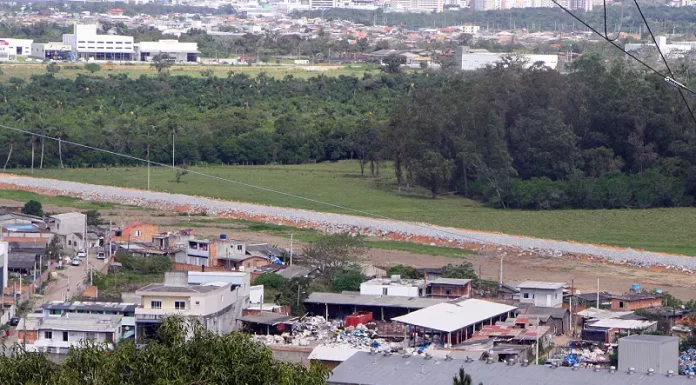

{"left": 618, "top": 335, "right": 679, "bottom": 375}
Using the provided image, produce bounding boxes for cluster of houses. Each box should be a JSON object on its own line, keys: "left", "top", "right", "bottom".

{"left": 3, "top": 211, "right": 694, "bottom": 382}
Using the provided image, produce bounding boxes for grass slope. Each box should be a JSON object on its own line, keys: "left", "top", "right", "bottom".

{"left": 8, "top": 161, "right": 696, "bottom": 255}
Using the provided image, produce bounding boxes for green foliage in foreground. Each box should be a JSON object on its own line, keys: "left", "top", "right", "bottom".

{"left": 0, "top": 317, "right": 330, "bottom": 385}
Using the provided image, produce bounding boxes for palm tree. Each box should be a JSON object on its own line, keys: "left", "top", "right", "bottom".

{"left": 3, "top": 138, "right": 13, "bottom": 170}
{"left": 452, "top": 368, "right": 480, "bottom": 385}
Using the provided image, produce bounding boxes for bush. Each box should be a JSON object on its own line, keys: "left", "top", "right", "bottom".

{"left": 115, "top": 252, "right": 171, "bottom": 274}
{"left": 484, "top": 170, "right": 690, "bottom": 209}
{"left": 252, "top": 273, "right": 288, "bottom": 290}
{"left": 331, "top": 268, "right": 363, "bottom": 292}
{"left": 386, "top": 264, "right": 421, "bottom": 279}
{"left": 22, "top": 200, "right": 43, "bottom": 216}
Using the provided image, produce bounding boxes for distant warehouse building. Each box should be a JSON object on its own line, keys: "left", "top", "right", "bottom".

{"left": 134, "top": 39, "right": 199, "bottom": 63}
{"left": 63, "top": 23, "right": 134, "bottom": 61}
{"left": 0, "top": 38, "right": 33, "bottom": 60}
{"left": 456, "top": 46, "right": 559, "bottom": 71}
{"left": 31, "top": 42, "right": 74, "bottom": 61}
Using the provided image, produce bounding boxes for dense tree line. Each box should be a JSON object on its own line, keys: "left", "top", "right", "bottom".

{"left": 1, "top": 52, "right": 696, "bottom": 209}
{"left": 296, "top": 6, "right": 696, "bottom": 33}
{"left": 0, "top": 317, "right": 329, "bottom": 385}
{"left": 0, "top": 1, "right": 235, "bottom": 17}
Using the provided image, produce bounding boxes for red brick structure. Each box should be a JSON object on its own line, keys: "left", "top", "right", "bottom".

{"left": 610, "top": 293, "right": 662, "bottom": 311}
{"left": 112, "top": 222, "right": 160, "bottom": 243}
{"left": 427, "top": 278, "right": 472, "bottom": 299}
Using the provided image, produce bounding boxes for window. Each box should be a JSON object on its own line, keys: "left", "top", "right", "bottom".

{"left": 44, "top": 331, "right": 53, "bottom": 339}
{"left": 135, "top": 230, "right": 142, "bottom": 237}
{"left": 62, "top": 332, "right": 68, "bottom": 342}
{"left": 151, "top": 300, "right": 162, "bottom": 309}
{"left": 237, "top": 245, "right": 243, "bottom": 251}
{"left": 78, "top": 41, "right": 85, "bottom": 43}
{"left": 97, "top": 41, "right": 104, "bottom": 44}
{"left": 195, "top": 301, "right": 200, "bottom": 306}
{"left": 105, "top": 333, "right": 113, "bottom": 343}
{"left": 523, "top": 293, "right": 529, "bottom": 299}
{"left": 68, "top": 240, "right": 72, "bottom": 246}
{"left": 446, "top": 289, "right": 452, "bottom": 295}
{"left": 86, "top": 332, "right": 95, "bottom": 340}
{"left": 175, "top": 301, "right": 186, "bottom": 310}
{"left": 382, "top": 288, "right": 388, "bottom": 295}
{"left": 88, "top": 41, "right": 95, "bottom": 44}
{"left": 554, "top": 294, "right": 558, "bottom": 299}
{"left": 619, "top": 301, "right": 625, "bottom": 308}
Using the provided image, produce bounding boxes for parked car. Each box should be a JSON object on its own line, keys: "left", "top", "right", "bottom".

{"left": 71, "top": 258, "right": 81, "bottom": 266}
{"left": 9, "top": 317, "right": 19, "bottom": 326}
{"left": 97, "top": 251, "right": 106, "bottom": 260}
{"left": 76, "top": 249, "right": 87, "bottom": 258}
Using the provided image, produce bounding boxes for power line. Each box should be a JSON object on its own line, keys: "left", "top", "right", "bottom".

{"left": 550, "top": 0, "right": 696, "bottom": 101}
{"left": 630, "top": 0, "right": 696, "bottom": 128}
{"left": 0, "top": 122, "right": 510, "bottom": 250}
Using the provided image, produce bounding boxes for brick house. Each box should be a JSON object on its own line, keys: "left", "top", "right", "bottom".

{"left": 112, "top": 222, "right": 160, "bottom": 244}
{"left": 427, "top": 278, "right": 472, "bottom": 298}
{"left": 609, "top": 293, "right": 662, "bottom": 311}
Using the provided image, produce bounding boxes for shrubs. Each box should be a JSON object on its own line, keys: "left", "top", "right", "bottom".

{"left": 484, "top": 170, "right": 689, "bottom": 209}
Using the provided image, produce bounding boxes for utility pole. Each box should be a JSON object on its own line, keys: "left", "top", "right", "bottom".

{"left": 147, "top": 144, "right": 151, "bottom": 191}
{"left": 289, "top": 234, "right": 293, "bottom": 265}
{"left": 597, "top": 278, "right": 600, "bottom": 309}
{"left": 499, "top": 256, "right": 503, "bottom": 287}
{"left": 172, "top": 128, "right": 176, "bottom": 168}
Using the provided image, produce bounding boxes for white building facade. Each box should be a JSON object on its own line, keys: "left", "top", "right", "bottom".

{"left": 134, "top": 271, "right": 249, "bottom": 339}
{"left": 0, "top": 38, "right": 33, "bottom": 60}
{"left": 457, "top": 46, "right": 559, "bottom": 71}
{"left": 134, "top": 39, "right": 199, "bottom": 63}
{"left": 28, "top": 313, "right": 124, "bottom": 354}
{"left": 517, "top": 281, "right": 565, "bottom": 307}
{"left": 360, "top": 277, "right": 424, "bottom": 297}
{"left": 63, "top": 24, "right": 135, "bottom": 61}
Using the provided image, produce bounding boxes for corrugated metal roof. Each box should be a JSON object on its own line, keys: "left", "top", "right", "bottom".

{"left": 392, "top": 299, "right": 517, "bottom": 333}
{"left": 328, "top": 352, "right": 689, "bottom": 385}
{"left": 619, "top": 335, "right": 680, "bottom": 345}
{"left": 308, "top": 345, "right": 362, "bottom": 362}
{"left": 517, "top": 281, "right": 566, "bottom": 290}
{"left": 587, "top": 319, "right": 657, "bottom": 330}
{"left": 305, "top": 292, "right": 446, "bottom": 309}
{"left": 429, "top": 278, "right": 472, "bottom": 286}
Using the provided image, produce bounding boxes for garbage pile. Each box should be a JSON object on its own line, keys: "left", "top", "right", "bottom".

{"left": 679, "top": 348, "right": 696, "bottom": 375}
{"left": 254, "top": 316, "right": 402, "bottom": 352}
{"left": 553, "top": 345, "right": 611, "bottom": 366}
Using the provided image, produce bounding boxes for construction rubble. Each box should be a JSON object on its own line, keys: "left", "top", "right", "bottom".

{"left": 253, "top": 316, "right": 403, "bottom": 352}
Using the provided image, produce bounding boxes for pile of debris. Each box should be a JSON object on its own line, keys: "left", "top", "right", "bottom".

{"left": 680, "top": 348, "right": 696, "bottom": 375}
{"left": 253, "top": 315, "right": 403, "bottom": 352}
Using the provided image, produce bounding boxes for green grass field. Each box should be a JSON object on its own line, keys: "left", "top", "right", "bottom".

{"left": 0, "top": 62, "right": 377, "bottom": 81}
{"left": 7, "top": 161, "right": 696, "bottom": 255}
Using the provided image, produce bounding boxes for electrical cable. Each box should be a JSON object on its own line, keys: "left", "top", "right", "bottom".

{"left": 550, "top": 0, "right": 696, "bottom": 98}
{"left": 631, "top": 0, "right": 696, "bottom": 128}
{"left": 0, "top": 122, "right": 513, "bottom": 249}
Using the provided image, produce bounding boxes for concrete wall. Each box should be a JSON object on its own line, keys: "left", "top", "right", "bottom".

{"left": 360, "top": 283, "right": 420, "bottom": 297}
{"left": 51, "top": 213, "right": 86, "bottom": 237}
{"left": 113, "top": 223, "right": 160, "bottom": 243}
{"left": 430, "top": 283, "right": 471, "bottom": 298}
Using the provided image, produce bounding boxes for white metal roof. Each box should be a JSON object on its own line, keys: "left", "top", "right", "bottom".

{"left": 587, "top": 319, "right": 657, "bottom": 330}
{"left": 308, "top": 345, "right": 362, "bottom": 362}
{"left": 517, "top": 281, "right": 566, "bottom": 290}
{"left": 392, "top": 299, "right": 517, "bottom": 333}
{"left": 576, "top": 307, "right": 634, "bottom": 319}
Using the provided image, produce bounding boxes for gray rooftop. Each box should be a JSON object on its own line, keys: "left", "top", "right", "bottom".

{"left": 517, "top": 281, "right": 566, "bottom": 290}
{"left": 620, "top": 335, "right": 680, "bottom": 345}
{"left": 42, "top": 301, "right": 137, "bottom": 313}
{"left": 328, "top": 352, "right": 690, "bottom": 385}
{"left": 238, "top": 312, "right": 296, "bottom": 326}
{"left": 306, "top": 292, "right": 447, "bottom": 309}
{"left": 525, "top": 306, "right": 569, "bottom": 319}
{"left": 39, "top": 314, "right": 122, "bottom": 333}
{"left": 136, "top": 283, "right": 224, "bottom": 294}
{"left": 429, "top": 278, "right": 472, "bottom": 286}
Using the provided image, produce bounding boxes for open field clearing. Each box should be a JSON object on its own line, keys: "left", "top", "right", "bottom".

{"left": 0, "top": 62, "right": 377, "bottom": 81}
{"left": 7, "top": 162, "right": 696, "bottom": 256}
